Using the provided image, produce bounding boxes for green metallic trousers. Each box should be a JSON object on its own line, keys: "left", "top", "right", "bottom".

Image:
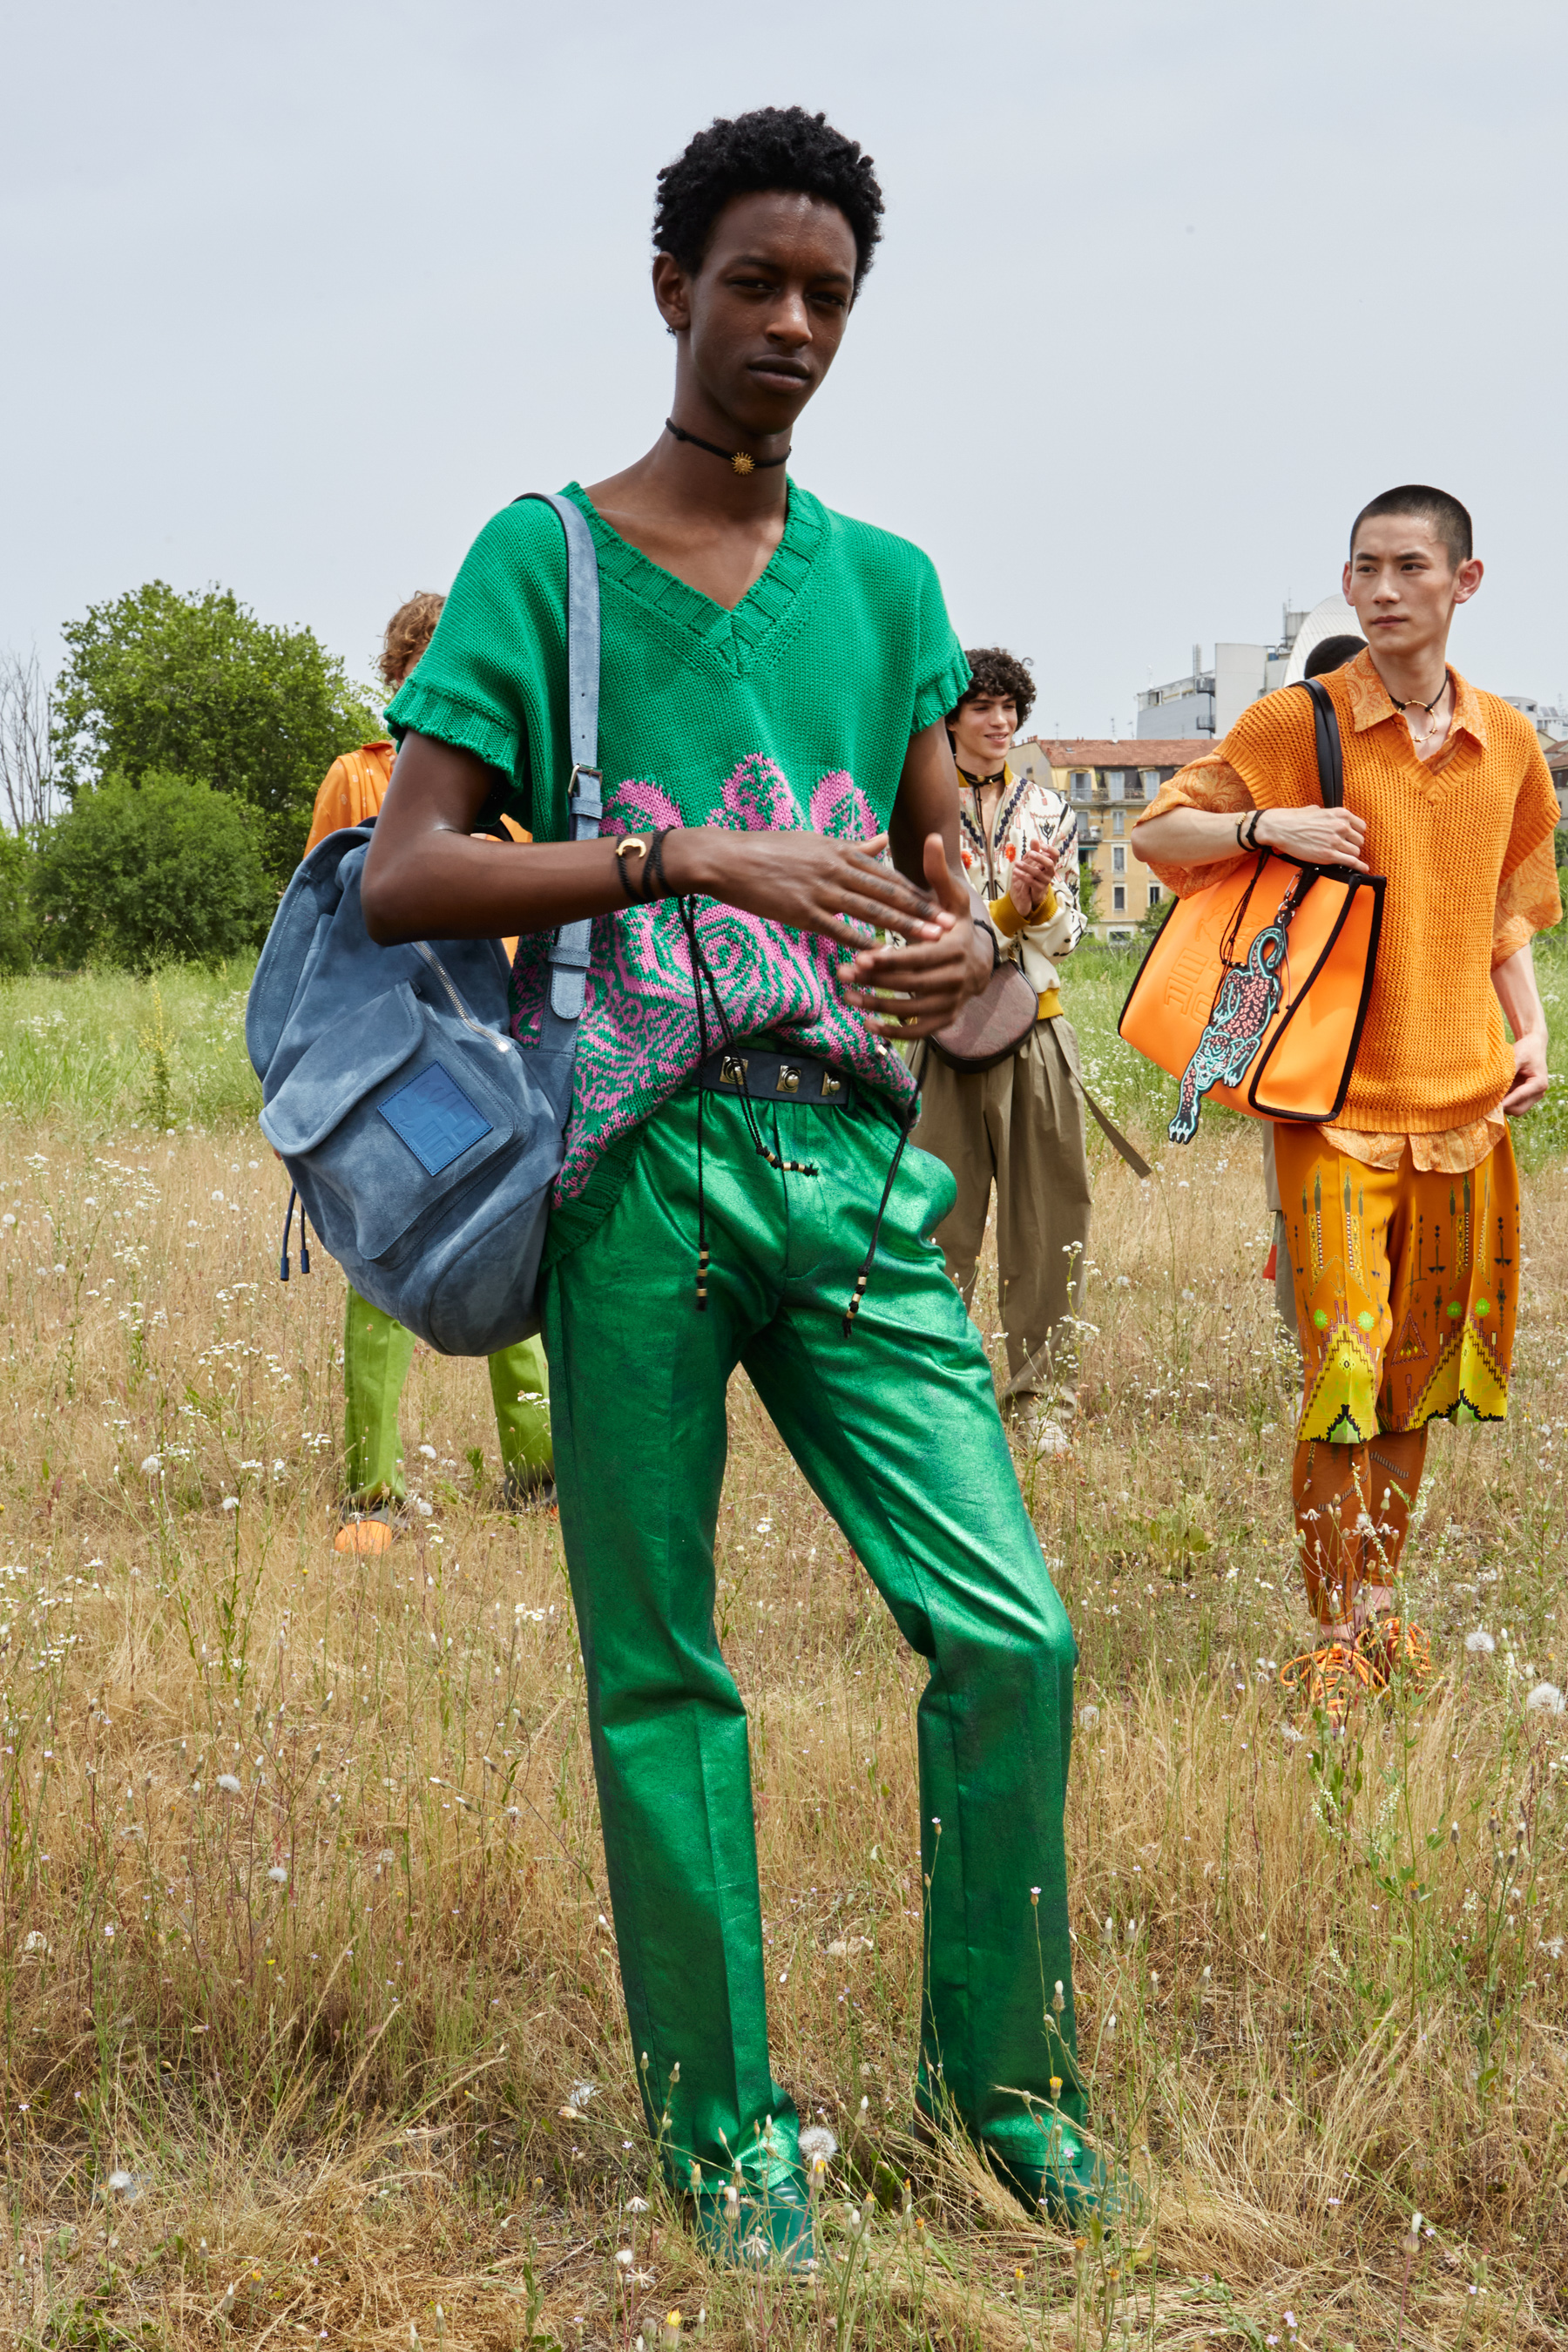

{"left": 342, "top": 1288, "right": 552, "bottom": 1503}
{"left": 543, "top": 1085, "right": 1083, "bottom": 2193}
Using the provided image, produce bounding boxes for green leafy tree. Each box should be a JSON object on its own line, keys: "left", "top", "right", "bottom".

{"left": 0, "top": 831, "right": 36, "bottom": 975}
{"left": 32, "top": 772, "right": 273, "bottom": 972}
{"left": 51, "top": 582, "right": 379, "bottom": 882}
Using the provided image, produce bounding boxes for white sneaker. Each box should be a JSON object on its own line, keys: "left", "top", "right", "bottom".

{"left": 1012, "top": 1405, "right": 1070, "bottom": 1456}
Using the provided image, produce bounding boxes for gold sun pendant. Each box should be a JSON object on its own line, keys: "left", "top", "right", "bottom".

{"left": 730, "top": 451, "right": 755, "bottom": 476}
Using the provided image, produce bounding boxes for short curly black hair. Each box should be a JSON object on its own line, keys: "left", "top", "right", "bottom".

{"left": 951, "top": 647, "right": 1036, "bottom": 728}
{"left": 653, "top": 107, "right": 885, "bottom": 295}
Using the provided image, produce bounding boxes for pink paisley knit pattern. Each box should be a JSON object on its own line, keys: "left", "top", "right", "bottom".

{"left": 510, "top": 754, "right": 915, "bottom": 1200}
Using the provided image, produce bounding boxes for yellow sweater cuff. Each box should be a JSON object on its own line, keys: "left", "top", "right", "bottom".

{"left": 988, "top": 884, "right": 1058, "bottom": 937}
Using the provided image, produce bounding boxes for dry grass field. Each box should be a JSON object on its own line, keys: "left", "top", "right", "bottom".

{"left": 0, "top": 948, "right": 1565, "bottom": 2349}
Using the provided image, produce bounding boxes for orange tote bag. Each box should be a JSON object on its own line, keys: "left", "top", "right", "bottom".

{"left": 1119, "top": 679, "right": 1385, "bottom": 1143}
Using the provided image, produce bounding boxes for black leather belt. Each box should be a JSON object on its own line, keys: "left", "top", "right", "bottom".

{"left": 695, "top": 1046, "right": 855, "bottom": 1108}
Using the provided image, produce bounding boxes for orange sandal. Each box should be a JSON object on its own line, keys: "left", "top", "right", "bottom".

{"left": 1279, "top": 1639, "right": 1375, "bottom": 1723}
{"left": 1355, "top": 1614, "right": 1432, "bottom": 1692}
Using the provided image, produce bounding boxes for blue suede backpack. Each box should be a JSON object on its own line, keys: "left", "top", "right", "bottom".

{"left": 244, "top": 492, "right": 601, "bottom": 1355}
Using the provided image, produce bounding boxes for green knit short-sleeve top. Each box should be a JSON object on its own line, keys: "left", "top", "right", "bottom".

{"left": 389, "top": 480, "right": 970, "bottom": 1203}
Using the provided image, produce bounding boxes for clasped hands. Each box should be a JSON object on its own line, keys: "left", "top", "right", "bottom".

{"left": 691, "top": 826, "right": 990, "bottom": 1042}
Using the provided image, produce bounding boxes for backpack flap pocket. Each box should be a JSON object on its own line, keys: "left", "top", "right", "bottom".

{"left": 260, "top": 982, "right": 425, "bottom": 1152}
{"left": 260, "top": 981, "right": 522, "bottom": 1263}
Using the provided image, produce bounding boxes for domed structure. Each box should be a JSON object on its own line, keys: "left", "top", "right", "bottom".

{"left": 1283, "top": 594, "right": 1362, "bottom": 686}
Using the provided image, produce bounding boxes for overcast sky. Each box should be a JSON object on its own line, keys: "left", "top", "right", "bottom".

{"left": 3, "top": 0, "right": 1565, "bottom": 742}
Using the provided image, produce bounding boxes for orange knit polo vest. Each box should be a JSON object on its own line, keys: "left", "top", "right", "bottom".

{"left": 1219, "top": 658, "right": 1555, "bottom": 1133}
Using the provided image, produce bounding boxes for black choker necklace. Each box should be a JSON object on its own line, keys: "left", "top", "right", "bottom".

{"left": 665, "top": 418, "right": 790, "bottom": 476}
{"left": 1387, "top": 669, "right": 1450, "bottom": 720}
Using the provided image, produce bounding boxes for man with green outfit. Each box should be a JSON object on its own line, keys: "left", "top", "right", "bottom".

{"left": 362, "top": 108, "right": 1105, "bottom": 2258}
{"left": 304, "top": 594, "right": 553, "bottom": 1551}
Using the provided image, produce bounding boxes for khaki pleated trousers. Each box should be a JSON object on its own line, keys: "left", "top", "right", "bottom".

{"left": 910, "top": 1017, "right": 1092, "bottom": 1407}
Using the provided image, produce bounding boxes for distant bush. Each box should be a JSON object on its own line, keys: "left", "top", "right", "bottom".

{"left": 51, "top": 580, "right": 380, "bottom": 885}
{"left": 0, "top": 830, "right": 36, "bottom": 975}
{"left": 32, "top": 771, "right": 273, "bottom": 973}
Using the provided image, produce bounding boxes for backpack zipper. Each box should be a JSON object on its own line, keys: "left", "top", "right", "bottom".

{"left": 413, "top": 940, "right": 514, "bottom": 1053}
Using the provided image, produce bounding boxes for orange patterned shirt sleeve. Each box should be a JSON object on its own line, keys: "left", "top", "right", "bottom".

{"left": 1492, "top": 834, "right": 1561, "bottom": 967}
{"left": 1131, "top": 754, "right": 1254, "bottom": 900}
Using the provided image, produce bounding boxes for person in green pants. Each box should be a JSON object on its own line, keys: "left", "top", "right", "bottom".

{"left": 305, "top": 593, "right": 555, "bottom": 1553}
{"left": 339, "top": 1290, "right": 552, "bottom": 1545}
{"left": 363, "top": 109, "right": 1112, "bottom": 2259}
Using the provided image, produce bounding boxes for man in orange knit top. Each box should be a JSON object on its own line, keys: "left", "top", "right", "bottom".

{"left": 1135, "top": 485, "right": 1560, "bottom": 1715}
{"left": 306, "top": 593, "right": 551, "bottom": 1545}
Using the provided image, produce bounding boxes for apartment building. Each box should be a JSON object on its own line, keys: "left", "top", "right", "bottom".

{"left": 1007, "top": 738, "right": 1194, "bottom": 943}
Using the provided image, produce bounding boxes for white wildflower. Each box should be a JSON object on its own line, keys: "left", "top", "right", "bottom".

{"left": 220, "top": 1496, "right": 239, "bottom": 1512}
{"left": 798, "top": 2126, "right": 838, "bottom": 2163}
{"left": 1525, "top": 1681, "right": 1565, "bottom": 1715}
{"left": 1465, "top": 1629, "right": 1496, "bottom": 1654}
{"left": 1078, "top": 1704, "right": 1100, "bottom": 1729}
{"left": 267, "top": 1865, "right": 287, "bottom": 1885}
{"left": 140, "top": 1456, "right": 161, "bottom": 1477}
{"left": 216, "top": 1774, "right": 242, "bottom": 1794}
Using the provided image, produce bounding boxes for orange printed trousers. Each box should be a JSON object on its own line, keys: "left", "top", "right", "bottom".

{"left": 1273, "top": 1125, "right": 1519, "bottom": 1443}
{"left": 1273, "top": 1125, "right": 1520, "bottom": 1623}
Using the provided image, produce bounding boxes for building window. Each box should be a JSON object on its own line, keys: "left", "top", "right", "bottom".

{"left": 1112, "top": 884, "right": 1126, "bottom": 911}
{"left": 1112, "top": 808, "right": 1125, "bottom": 836}
{"left": 1148, "top": 882, "right": 1163, "bottom": 906}
{"left": 1071, "top": 771, "right": 1091, "bottom": 801}
{"left": 1139, "top": 769, "right": 1159, "bottom": 796}
{"left": 1112, "top": 846, "right": 1125, "bottom": 874}
{"left": 1107, "top": 770, "right": 1125, "bottom": 801}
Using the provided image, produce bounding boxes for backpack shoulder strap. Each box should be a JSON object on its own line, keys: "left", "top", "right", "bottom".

{"left": 512, "top": 491, "right": 603, "bottom": 1030}
{"left": 1294, "top": 676, "right": 1344, "bottom": 810}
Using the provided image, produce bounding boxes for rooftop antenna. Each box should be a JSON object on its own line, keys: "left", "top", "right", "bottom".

{"left": 1193, "top": 642, "right": 1202, "bottom": 677}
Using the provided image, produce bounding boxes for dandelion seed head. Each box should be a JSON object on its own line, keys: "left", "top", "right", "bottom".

{"left": 1465, "top": 1628, "right": 1496, "bottom": 1654}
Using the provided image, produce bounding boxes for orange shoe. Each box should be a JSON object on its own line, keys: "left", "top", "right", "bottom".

{"left": 1355, "top": 1614, "right": 1432, "bottom": 1693}
{"left": 1279, "top": 1639, "right": 1375, "bottom": 1723}
{"left": 333, "top": 1504, "right": 400, "bottom": 1556}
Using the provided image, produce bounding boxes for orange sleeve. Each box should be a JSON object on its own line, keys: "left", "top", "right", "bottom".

{"left": 1493, "top": 835, "right": 1562, "bottom": 967}
{"left": 1132, "top": 754, "right": 1254, "bottom": 899}
{"left": 1491, "top": 740, "right": 1562, "bottom": 964}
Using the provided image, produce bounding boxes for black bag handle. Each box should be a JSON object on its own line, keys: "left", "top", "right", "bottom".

{"left": 1295, "top": 676, "right": 1343, "bottom": 809}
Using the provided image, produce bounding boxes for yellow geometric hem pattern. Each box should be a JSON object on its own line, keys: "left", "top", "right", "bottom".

{"left": 1273, "top": 1124, "right": 1519, "bottom": 1444}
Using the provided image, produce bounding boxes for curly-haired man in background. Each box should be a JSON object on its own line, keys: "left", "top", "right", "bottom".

{"left": 362, "top": 108, "right": 1112, "bottom": 2260}
{"left": 910, "top": 650, "right": 1092, "bottom": 1452}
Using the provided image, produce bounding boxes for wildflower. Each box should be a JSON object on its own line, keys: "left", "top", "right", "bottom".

{"left": 1052, "top": 1979, "right": 1065, "bottom": 2015}
{"left": 220, "top": 1497, "right": 239, "bottom": 1512}
{"left": 661, "top": 2316, "right": 682, "bottom": 2352}
{"left": 1526, "top": 1681, "right": 1566, "bottom": 1715}
{"left": 615, "top": 2249, "right": 634, "bottom": 2269}
{"left": 568, "top": 2080, "right": 596, "bottom": 2108}
{"left": 216, "top": 1774, "right": 241, "bottom": 1794}
{"left": 1465, "top": 1629, "right": 1496, "bottom": 1654}
{"left": 627, "top": 2196, "right": 650, "bottom": 2213}
{"left": 799, "top": 2125, "right": 837, "bottom": 2163}
{"left": 140, "top": 1456, "right": 161, "bottom": 1477}
{"left": 106, "top": 2170, "right": 138, "bottom": 2200}
{"left": 1030, "top": 1886, "right": 1041, "bottom": 1903}
{"left": 267, "top": 1865, "right": 287, "bottom": 1885}
{"left": 1078, "top": 1704, "right": 1100, "bottom": 1729}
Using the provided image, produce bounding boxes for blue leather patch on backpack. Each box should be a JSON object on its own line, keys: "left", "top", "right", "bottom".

{"left": 379, "top": 1064, "right": 494, "bottom": 1176}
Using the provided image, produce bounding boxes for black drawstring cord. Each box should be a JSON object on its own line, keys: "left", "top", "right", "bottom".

{"left": 278, "top": 1186, "right": 312, "bottom": 1281}
{"left": 843, "top": 1097, "right": 917, "bottom": 1338}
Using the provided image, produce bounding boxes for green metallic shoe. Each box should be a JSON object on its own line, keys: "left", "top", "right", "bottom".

{"left": 992, "top": 2125, "right": 1143, "bottom": 2229}
{"left": 689, "top": 2173, "right": 817, "bottom": 2271}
